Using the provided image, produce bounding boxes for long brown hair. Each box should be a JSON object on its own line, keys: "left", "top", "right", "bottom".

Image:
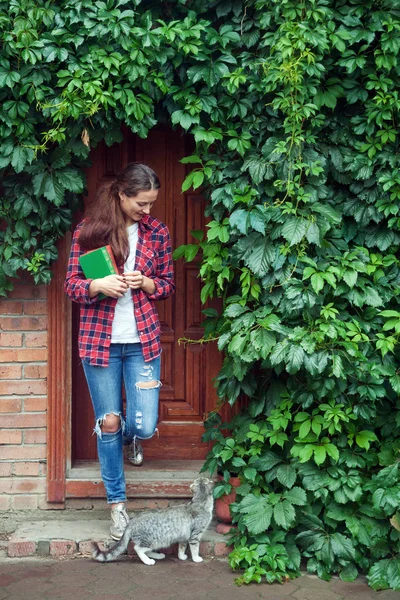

{"left": 78, "top": 162, "right": 160, "bottom": 265}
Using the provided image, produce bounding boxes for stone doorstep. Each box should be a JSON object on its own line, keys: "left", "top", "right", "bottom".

{"left": 6, "top": 520, "right": 232, "bottom": 560}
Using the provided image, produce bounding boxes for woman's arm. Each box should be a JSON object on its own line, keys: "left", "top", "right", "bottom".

{"left": 64, "top": 226, "right": 128, "bottom": 303}
{"left": 64, "top": 226, "right": 98, "bottom": 305}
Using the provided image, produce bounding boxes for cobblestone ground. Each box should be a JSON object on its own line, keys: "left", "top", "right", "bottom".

{"left": 1, "top": 556, "right": 400, "bottom": 600}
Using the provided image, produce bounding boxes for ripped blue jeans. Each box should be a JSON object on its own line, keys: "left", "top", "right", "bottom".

{"left": 82, "top": 343, "right": 161, "bottom": 504}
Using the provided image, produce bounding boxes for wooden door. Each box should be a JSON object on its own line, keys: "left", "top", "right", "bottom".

{"left": 71, "top": 127, "right": 221, "bottom": 462}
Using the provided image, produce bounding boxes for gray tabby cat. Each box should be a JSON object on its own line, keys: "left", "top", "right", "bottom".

{"left": 92, "top": 477, "right": 214, "bottom": 565}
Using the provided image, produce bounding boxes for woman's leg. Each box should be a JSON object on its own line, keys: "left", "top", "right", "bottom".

{"left": 82, "top": 345, "right": 126, "bottom": 504}
{"left": 122, "top": 344, "right": 161, "bottom": 445}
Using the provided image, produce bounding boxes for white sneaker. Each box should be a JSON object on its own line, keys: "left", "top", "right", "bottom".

{"left": 110, "top": 503, "right": 129, "bottom": 540}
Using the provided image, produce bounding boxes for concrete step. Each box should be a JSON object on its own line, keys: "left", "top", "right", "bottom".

{"left": 6, "top": 519, "right": 232, "bottom": 559}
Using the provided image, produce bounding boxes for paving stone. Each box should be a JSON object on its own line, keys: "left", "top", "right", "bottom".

{"left": 89, "top": 595, "right": 131, "bottom": 600}
{"left": 42, "top": 586, "right": 93, "bottom": 600}
{"left": 329, "top": 577, "right": 375, "bottom": 599}
{"left": 46, "top": 571, "right": 97, "bottom": 587}
{"left": 295, "top": 575, "right": 334, "bottom": 589}
{"left": 201, "top": 588, "right": 257, "bottom": 600}
{"left": 292, "top": 588, "right": 343, "bottom": 600}
{"left": 86, "top": 574, "right": 141, "bottom": 595}
{"left": 373, "top": 592, "right": 400, "bottom": 599}
{"left": 0, "top": 573, "right": 18, "bottom": 586}
{"left": 258, "top": 597, "right": 296, "bottom": 600}
{"left": 260, "top": 583, "right": 299, "bottom": 596}
{"left": 0, "top": 556, "right": 396, "bottom": 600}
{"left": 171, "top": 562, "right": 220, "bottom": 580}
{"left": 1, "top": 579, "right": 55, "bottom": 596}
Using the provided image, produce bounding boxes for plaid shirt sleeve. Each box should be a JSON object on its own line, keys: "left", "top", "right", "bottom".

{"left": 146, "top": 224, "right": 175, "bottom": 301}
{"left": 64, "top": 224, "right": 99, "bottom": 305}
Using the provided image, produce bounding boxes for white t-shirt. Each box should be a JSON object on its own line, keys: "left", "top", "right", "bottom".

{"left": 111, "top": 223, "right": 140, "bottom": 343}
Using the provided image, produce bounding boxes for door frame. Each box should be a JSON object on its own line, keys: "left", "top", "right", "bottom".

{"left": 47, "top": 233, "right": 71, "bottom": 503}
{"left": 46, "top": 129, "right": 228, "bottom": 502}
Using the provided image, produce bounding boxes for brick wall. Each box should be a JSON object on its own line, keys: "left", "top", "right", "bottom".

{"left": 0, "top": 274, "right": 48, "bottom": 510}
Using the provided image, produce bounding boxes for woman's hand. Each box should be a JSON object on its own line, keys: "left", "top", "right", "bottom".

{"left": 123, "top": 271, "right": 156, "bottom": 294}
{"left": 89, "top": 275, "right": 128, "bottom": 298}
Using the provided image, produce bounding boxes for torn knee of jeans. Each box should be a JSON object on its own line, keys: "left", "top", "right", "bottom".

{"left": 94, "top": 412, "right": 125, "bottom": 439}
{"left": 135, "top": 380, "right": 161, "bottom": 391}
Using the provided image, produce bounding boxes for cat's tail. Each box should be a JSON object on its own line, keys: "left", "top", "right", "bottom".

{"left": 92, "top": 527, "right": 131, "bottom": 563}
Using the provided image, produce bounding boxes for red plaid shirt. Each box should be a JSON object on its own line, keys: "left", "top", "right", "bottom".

{"left": 64, "top": 215, "right": 175, "bottom": 366}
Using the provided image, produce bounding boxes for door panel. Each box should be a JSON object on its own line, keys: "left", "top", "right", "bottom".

{"left": 72, "top": 127, "right": 222, "bottom": 462}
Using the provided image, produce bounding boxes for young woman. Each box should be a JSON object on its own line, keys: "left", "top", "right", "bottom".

{"left": 65, "top": 162, "right": 175, "bottom": 539}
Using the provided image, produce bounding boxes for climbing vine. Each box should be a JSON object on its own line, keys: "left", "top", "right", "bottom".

{"left": 1, "top": 0, "right": 400, "bottom": 590}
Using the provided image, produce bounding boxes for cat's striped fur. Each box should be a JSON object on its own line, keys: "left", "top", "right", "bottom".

{"left": 92, "top": 477, "right": 214, "bottom": 565}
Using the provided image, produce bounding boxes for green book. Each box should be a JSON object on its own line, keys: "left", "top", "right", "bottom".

{"left": 79, "top": 245, "right": 118, "bottom": 300}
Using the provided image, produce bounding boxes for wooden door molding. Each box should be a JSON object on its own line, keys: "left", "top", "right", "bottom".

{"left": 46, "top": 233, "right": 71, "bottom": 503}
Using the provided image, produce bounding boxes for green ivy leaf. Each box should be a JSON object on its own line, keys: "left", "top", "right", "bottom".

{"left": 282, "top": 217, "right": 308, "bottom": 246}
{"left": 286, "top": 345, "right": 305, "bottom": 374}
{"left": 355, "top": 430, "right": 378, "bottom": 451}
{"left": 284, "top": 487, "right": 307, "bottom": 506}
{"left": 273, "top": 500, "right": 296, "bottom": 529}
{"left": 239, "top": 495, "right": 273, "bottom": 534}
{"left": 330, "top": 533, "right": 356, "bottom": 561}
{"left": 276, "top": 464, "right": 296, "bottom": 489}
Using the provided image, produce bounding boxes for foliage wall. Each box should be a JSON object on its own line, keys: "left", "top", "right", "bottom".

{"left": 1, "top": 0, "right": 400, "bottom": 590}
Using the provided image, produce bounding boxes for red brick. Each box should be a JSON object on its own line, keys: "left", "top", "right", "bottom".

{"left": 50, "top": 541, "right": 76, "bottom": 556}
{"left": 0, "top": 398, "right": 22, "bottom": 412}
{"left": 8, "top": 541, "right": 36, "bottom": 557}
{"left": 12, "top": 495, "right": 39, "bottom": 509}
{"left": 0, "top": 348, "right": 48, "bottom": 363}
{"left": 24, "top": 332, "right": 47, "bottom": 347}
{"left": 0, "top": 300, "right": 23, "bottom": 314}
{"left": 1, "top": 413, "right": 46, "bottom": 429}
{"left": 0, "top": 477, "right": 45, "bottom": 494}
{"left": 0, "top": 446, "right": 46, "bottom": 460}
{"left": 23, "top": 301, "right": 46, "bottom": 315}
{"left": 0, "top": 365, "right": 22, "bottom": 379}
{"left": 23, "top": 397, "right": 47, "bottom": 412}
{"left": 199, "top": 541, "right": 212, "bottom": 557}
{"left": 0, "top": 463, "right": 12, "bottom": 477}
{"left": 213, "top": 542, "right": 232, "bottom": 556}
{"left": 0, "top": 496, "right": 10, "bottom": 510}
{"left": 1, "top": 413, "right": 46, "bottom": 428}
{"left": 0, "top": 316, "right": 47, "bottom": 331}
{"left": 9, "top": 284, "right": 46, "bottom": 299}
{"left": 0, "top": 380, "right": 47, "bottom": 395}
{"left": 24, "top": 429, "right": 46, "bottom": 444}
{"left": 24, "top": 364, "right": 47, "bottom": 379}
{"left": 0, "top": 430, "right": 22, "bottom": 445}
{"left": 13, "top": 462, "right": 41, "bottom": 476}
{"left": 0, "top": 333, "right": 23, "bottom": 347}
{"left": 78, "top": 541, "right": 95, "bottom": 554}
